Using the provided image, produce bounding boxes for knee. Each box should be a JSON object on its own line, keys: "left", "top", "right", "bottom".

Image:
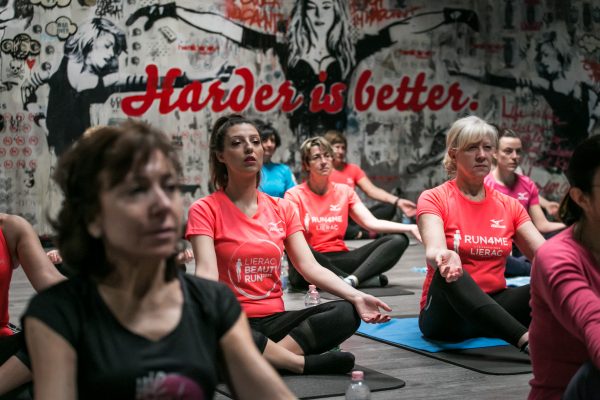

{"left": 564, "top": 361, "right": 600, "bottom": 400}
{"left": 387, "top": 233, "right": 409, "bottom": 250}
{"left": 334, "top": 301, "right": 361, "bottom": 332}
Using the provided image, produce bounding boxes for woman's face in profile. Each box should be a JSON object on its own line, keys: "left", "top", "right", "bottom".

{"left": 91, "top": 150, "right": 183, "bottom": 263}
{"left": 86, "top": 32, "right": 117, "bottom": 73}
{"left": 306, "top": 0, "right": 335, "bottom": 38}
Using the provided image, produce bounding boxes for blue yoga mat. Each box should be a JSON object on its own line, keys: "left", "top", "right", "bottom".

{"left": 357, "top": 317, "right": 508, "bottom": 353}
{"left": 506, "top": 276, "right": 530, "bottom": 287}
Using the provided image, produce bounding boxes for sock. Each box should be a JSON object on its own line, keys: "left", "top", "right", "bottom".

{"left": 303, "top": 351, "right": 355, "bottom": 375}
{"left": 520, "top": 341, "right": 529, "bottom": 355}
{"left": 343, "top": 275, "right": 358, "bottom": 287}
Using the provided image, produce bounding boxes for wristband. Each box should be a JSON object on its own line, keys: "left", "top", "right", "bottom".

{"left": 394, "top": 197, "right": 400, "bottom": 207}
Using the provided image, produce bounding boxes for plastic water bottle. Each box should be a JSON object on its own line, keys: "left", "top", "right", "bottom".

{"left": 304, "top": 284, "right": 321, "bottom": 307}
{"left": 281, "top": 254, "right": 289, "bottom": 293}
{"left": 345, "top": 370, "right": 371, "bottom": 400}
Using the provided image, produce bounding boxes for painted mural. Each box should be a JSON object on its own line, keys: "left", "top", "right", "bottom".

{"left": 1, "top": 0, "right": 599, "bottom": 233}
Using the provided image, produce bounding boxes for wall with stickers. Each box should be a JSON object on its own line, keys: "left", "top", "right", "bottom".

{"left": 1, "top": 0, "right": 599, "bottom": 234}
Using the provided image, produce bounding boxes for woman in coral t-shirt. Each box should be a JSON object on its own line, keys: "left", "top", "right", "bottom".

{"left": 187, "top": 114, "right": 392, "bottom": 376}
{"left": 416, "top": 116, "right": 544, "bottom": 352}
{"left": 285, "top": 137, "right": 421, "bottom": 289}
{"left": 529, "top": 135, "right": 600, "bottom": 399}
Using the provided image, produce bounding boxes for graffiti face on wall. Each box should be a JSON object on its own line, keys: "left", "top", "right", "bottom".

{"left": 1, "top": 0, "right": 599, "bottom": 233}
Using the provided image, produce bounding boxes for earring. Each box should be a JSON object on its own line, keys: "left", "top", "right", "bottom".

{"left": 88, "top": 224, "right": 102, "bottom": 239}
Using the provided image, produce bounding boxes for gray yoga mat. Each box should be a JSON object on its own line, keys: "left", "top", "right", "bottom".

{"left": 320, "top": 285, "right": 414, "bottom": 300}
{"left": 216, "top": 365, "right": 405, "bottom": 399}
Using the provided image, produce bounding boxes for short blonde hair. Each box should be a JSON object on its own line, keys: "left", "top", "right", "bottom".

{"left": 300, "top": 137, "right": 333, "bottom": 173}
{"left": 443, "top": 116, "right": 498, "bottom": 176}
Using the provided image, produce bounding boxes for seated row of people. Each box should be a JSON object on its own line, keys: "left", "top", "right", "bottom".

{"left": 0, "top": 114, "right": 597, "bottom": 399}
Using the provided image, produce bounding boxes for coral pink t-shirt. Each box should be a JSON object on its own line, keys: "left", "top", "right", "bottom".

{"left": 186, "top": 191, "right": 303, "bottom": 318}
{"left": 329, "top": 163, "right": 366, "bottom": 190}
{"left": 0, "top": 229, "right": 13, "bottom": 336}
{"left": 285, "top": 182, "right": 360, "bottom": 253}
{"left": 484, "top": 173, "right": 540, "bottom": 210}
{"left": 529, "top": 226, "right": 600, "bottom": 400}
{"left": 416, "top": 180, "right": 530, "bottom": 310}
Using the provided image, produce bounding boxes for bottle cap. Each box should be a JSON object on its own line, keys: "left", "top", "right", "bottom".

{"left": 308, "top": 284, "right": 317, "bottom": 290}
{"left": 351, "top": 370, "right": 364, "bottom": 380}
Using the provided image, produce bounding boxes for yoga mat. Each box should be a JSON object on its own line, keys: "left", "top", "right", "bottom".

{"left": 356, "top": 318, "right": 531, "bottom": 375}
{"left": 506, "top": 276, "right": 531, "bottom": 287}
{"left": 216, "top": 365, "right": 405, "bottom": 399}
{"left": 320, "top": 285, "right": 413, "bottom": 300}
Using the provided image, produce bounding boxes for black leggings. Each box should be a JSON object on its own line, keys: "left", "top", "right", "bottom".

{"left": 345, "top": 202, "right": 397, "bottom": 240}
{"left": 419, "top": 269, "right": 530, "bottom": 346}
{"left": 249, "top": 300, "right": 360, "bottom": 355}
{"left": 288, "top": 234, "right": 409, "bottom": 290}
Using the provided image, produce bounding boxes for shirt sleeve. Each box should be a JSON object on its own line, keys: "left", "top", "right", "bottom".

{"left": 278, "top": 197, "right": 303, "bottom": 238}
{"left": 283, "top": 165, "right": 296, "bottom": 192}
{"left": 186, "top": 199, "right": 216, "bottom": 240}
{"left": 535, "top": 246, "right": 600, "bottom": 368}
{"left": 510, "top": 196, "right": 532, "bottom": 229}
{"left": 22, "top": 281, "right": 83, "bottom": 349}
{"left": 185, "top": 275, "right": 242, "bottom": 338}
{"left": 347, "top": 185, "right": 362, "bottom": 208}
{"left": 351, "top": 164, "right": 367, "bottom": 185}
{"left": 416, "top": 187, "right": 444, "bottom": 221}
{"left": 529, "top": 181, "right": 540, "bottom": 207}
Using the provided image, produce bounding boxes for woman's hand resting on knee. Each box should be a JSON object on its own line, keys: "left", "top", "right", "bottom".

{"left": 435, "top": 249, "right": 463, "bottom": 283}
{"left": 352, "top": 293, "right": 392, "bottom": 323}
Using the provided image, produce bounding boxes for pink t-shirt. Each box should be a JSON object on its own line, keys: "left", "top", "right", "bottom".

{"left": 186, "top": 190, "right": 303, "bottom": 318}
{"left": 284, "top": 182, "right": 360, "bottom": 253}
{"left": 0, "top": 229, "right": 13, "bottom": 336}
{"left": 329, "top": 163, "right": 366, "bottom": 189}
{"left": 484, "top": 173, "right": 540, "bottom": 210}
{"left": 529, "top": 226, "right": 600, "bottom": 400}
{"left": 416, "top": 180, "right": 530, "bottom": 310}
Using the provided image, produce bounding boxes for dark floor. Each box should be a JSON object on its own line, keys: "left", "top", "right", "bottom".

{"left": 9, "top": 241, "right": 531, "bottom": 399}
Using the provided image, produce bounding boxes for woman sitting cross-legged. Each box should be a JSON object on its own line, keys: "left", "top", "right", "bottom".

{"left": 417, "top": 115, "right": 544, "bottom": 352}
{"left": 186, "top": 114, "right": 392, "bottom": 376}
{"left": 284, "top": 137, "right": 421, "bottom": 290}
{"left": 23, "top": 121, "right": 293, "bottom": 399}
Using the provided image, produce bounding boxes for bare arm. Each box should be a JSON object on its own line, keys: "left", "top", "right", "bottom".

{"left": 284, "top": 232, "right": 391, "bottom": 323}
{"left": 189, "top": 235, "right": 220, "bottom": 281}
{"left": 221, "top": 314, "right": 295, "bottom": 400}
{"left": 126, "top": 3, "right": 243, "bottom": 43}
{"left": 0, "top": 356, "right": 30, "bottom": 395}
{"left": 417, "top": 213, "right": 462, "bottom": 282}
{"left": 25, "top": 317, "right": 77, "bottom": 400}
{"left": 356, "top": 176, "right": 416, "bottom": 217}
{"left": 3, "top": 215, "right": 65, "bottom": 291}
{"left": 528, "top": 204, "right": 566, "bottom": 234}
{"left": 513, "top": 221, "right": 545, "bottom": 261}
{"left": 349, "top": 202, "right": 421, "bottom": 242}
{"left": 538, "top": 195, "right": 560, "bottom": 219}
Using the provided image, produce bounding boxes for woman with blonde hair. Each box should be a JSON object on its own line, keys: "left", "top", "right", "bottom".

{"left": 416, "top": 115, "right": 544, "bottom": 351}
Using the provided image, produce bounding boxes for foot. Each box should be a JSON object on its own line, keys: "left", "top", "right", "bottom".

{"left": 343, "top": 275, "right": 358, "bottom": 288}
{"left": 303, "top": 351, "right": 355, "bottom": 375}
{"left": 358, "top": 274, "right": 389, "bottom": 288}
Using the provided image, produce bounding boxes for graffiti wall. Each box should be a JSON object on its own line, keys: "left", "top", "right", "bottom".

{"left": 1, "top": 0, "right": 599, "bottom": 233}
